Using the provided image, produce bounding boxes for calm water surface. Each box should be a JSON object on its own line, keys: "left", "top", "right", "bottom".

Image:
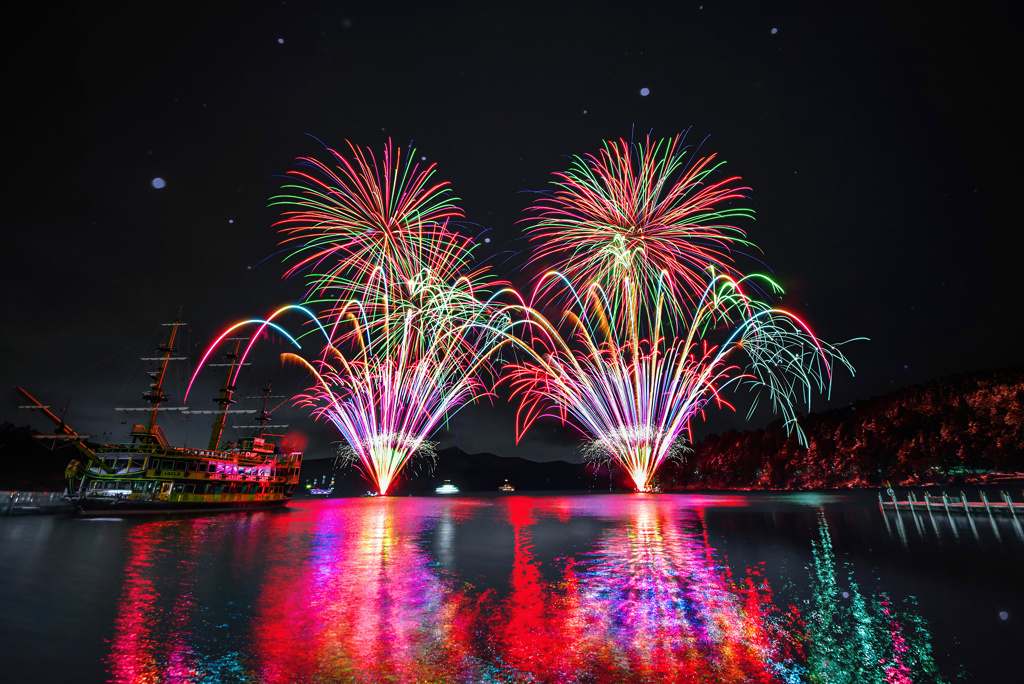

{"left": 1, "top": 492, "right": 1021, "bottom": 682}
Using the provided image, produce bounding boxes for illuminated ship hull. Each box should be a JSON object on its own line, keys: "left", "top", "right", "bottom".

{"left": 67, "top": 438, "right": 301, "bottom": 515}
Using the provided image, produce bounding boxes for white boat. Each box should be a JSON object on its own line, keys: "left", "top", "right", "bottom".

{"left": 435, "top": 481, "right": 459, "bottom": 494}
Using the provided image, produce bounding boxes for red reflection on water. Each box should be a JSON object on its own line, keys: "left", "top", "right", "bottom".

{"left": 474, "top": 496, "right": 791, "bottom": 682}
{"left": 107, "top": 520, "right": 206, "bottom": 684}
{"left": 104, "top": 496, "right": 797, "bottom": 683}
{"left": 250, "top": 499, "right": 480, "bottom": 683}
{"left": 477, "top": 496, "right": 598, "bottom": 679}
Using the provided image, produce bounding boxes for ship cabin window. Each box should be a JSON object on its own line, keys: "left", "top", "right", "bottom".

{"left": 186, "top": 461, "right": 197, "bottom": 472}
{"left": 197, "top": 463, "right": 208, "bottom": 473}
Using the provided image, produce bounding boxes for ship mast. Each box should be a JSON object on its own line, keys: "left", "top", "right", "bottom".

{"left": 14, "top": 385, "right": 102, "bottom": 466}
{"left": 207, "top": 337, "right": 246, "bottom": 451}
{"left": 142, "top": 319, "right": 187, "bottom": 438}
{"left": 251, "top": 382, "right": 286, "bottom": 439}
{"left": 124, "top": 317, "right": 189, "bottom": 446}
{"left": 232, "top": 382, "right": 288, "bottom": 439}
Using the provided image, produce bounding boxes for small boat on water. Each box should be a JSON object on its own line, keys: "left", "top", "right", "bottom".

{"left": 498, "top": 479, "right": 514, "bottom": 492}
{"left": 17, "top": 318, "right": 301, "bottom": 515}
{"left": 435, "top": 481, "right": 459, "bottom": 494}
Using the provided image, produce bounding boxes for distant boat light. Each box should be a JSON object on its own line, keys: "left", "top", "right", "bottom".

{"left": 435, "top": 482, "right": 459, "bottom": 494}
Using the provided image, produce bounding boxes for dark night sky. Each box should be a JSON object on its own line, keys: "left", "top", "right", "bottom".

{"left": 3, "top": 1, "right": 1019, "bottom": 462}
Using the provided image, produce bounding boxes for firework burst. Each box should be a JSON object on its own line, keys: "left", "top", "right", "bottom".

{"left": 273, "top": 139, "right": 474, "bottom": 301}
{"left": 525, "top": 133, "right": 756, "bottom": 317}
{"left": 503, "top": 273, "right": 853, "bottom": 492}
{"left": 284, "top": 267, "right": 511, "bottom": 495}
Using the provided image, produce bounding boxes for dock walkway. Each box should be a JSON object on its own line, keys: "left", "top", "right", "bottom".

{"left": 878, "top": 489, "right": 1024, "bottom": 517}
{"left": 1, "top": 491, "right": 75, "bottom": 515}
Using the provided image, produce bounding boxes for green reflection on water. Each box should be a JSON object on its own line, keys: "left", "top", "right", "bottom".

{"left": 803, "top": 511, "right": 950, "bottom": 683}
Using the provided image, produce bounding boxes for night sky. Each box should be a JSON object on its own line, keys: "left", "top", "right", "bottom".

{"left": 4, "top": 1, "right": 1019, "bottom": 462}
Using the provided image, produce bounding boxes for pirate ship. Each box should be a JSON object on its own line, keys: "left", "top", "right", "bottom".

{"left": 16, "top": 319, "right": 301, "bottom": 514}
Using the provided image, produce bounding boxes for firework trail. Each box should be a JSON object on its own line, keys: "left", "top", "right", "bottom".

{"left": 273, "top": 138, "right": 475, "bottom": 302}
{"left": 262, "top": 139, "right": 516, "bottom": 493}
{"left": 284, "top": 267, "right": 512, "bottom": 495}
{"left": 502, "top": 272, "right": 854, "bottom": 492}
{"left": 525, "top": 133, "right": 756, "bottom": 318}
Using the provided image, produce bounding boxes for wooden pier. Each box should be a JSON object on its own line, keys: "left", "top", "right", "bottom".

{"left": 878, "top": 489, "right": 1024, "bottom": 518}
{"left": 1, "top": 491, "right": 75, "bottom": 515}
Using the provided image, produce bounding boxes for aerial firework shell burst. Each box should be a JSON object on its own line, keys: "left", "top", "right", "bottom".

{"left": 525, "top": 133, "right": 756, "bottom": 317}
{"left": 272, "top": 139, "right": 474, "bottom": 302}
{"left": 504, "top": 132, "right": 858, "bottom": 492}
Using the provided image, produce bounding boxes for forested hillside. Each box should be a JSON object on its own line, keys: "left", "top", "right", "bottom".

{"left": 677, "top": 367, "right": 1024, "bottom": 489}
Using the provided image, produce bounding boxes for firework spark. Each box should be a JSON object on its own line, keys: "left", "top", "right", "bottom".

{"left": 273, "top": 139, "right": 475, "bottom": 301}
{"left": 284, "top": 267, "right": 511, "bottom": 495}
{"left": 502, "top": 273, "right": 854, "bottom": 492}
{"left": 525, "top": 133, "right": 756, "bottom": 317}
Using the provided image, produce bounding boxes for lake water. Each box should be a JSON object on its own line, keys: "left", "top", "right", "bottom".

{"left": 1, "top": 492, "right": 1021, "bottom": 682}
